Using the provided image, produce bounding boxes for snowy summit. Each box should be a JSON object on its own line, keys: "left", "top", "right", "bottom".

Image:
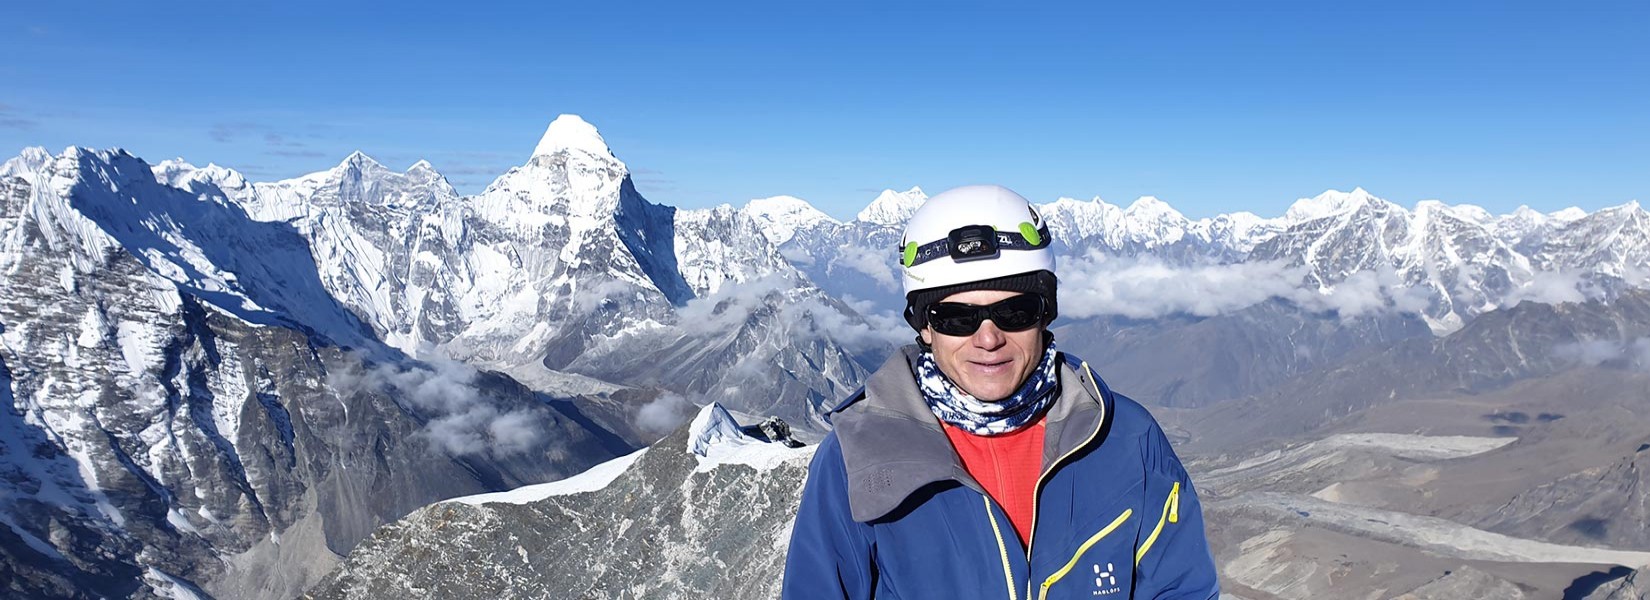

{"left": 742, "top": 195, "right": 839, "bottom": 245}
{"left": 688, "top": 403, "right": 811, "bottom": 472}
{"left": 855, "top": 187, "right": 927, "bottom": 226}
{"left": 532, "top": 114, "right": 614, "bottom": 159}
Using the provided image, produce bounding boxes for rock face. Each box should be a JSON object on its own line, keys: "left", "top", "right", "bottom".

{"left": 305, "top": 404, "right": 812, "bottom": 599}
{"left": 1583, "top": 568, "right": 1650, "bottom": 600}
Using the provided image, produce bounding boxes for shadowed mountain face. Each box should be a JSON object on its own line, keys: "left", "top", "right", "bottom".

{"left": 1189, "top": 288, "right": 1650, "bottom": 452}
{"left": 1055, "top": 299, "right": 1433, "bottom": 409}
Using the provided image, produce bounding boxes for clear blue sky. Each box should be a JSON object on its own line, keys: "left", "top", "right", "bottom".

{"left": 2, "top": 1, "right": 1645, "bottom": 220}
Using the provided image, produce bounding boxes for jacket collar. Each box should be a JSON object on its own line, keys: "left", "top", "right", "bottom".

{"left": 831, "top": 344, "right": 1113, "bottom": 523}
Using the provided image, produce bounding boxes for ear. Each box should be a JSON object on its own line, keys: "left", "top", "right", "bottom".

{"left": 919, "top": 327, "right": 933, "bottom": 346}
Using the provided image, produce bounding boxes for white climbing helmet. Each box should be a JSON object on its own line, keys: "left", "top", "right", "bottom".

{"left": 898, "top": 184, "right": 1055, "bottom": 297}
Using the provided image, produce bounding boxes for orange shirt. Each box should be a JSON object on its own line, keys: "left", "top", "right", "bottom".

{"left": 941, "top": 417, "right": 1046, "bottom": 545}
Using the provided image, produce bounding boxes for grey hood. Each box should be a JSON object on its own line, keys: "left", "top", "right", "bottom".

{"left": 830, "top": 345, "right": 1113, "bottom": 523}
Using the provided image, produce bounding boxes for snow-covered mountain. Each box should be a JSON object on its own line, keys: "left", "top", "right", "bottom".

{"left": 0, "top": 147, "right": 633, "bottom": 599}
{"left": 753, "top": 186, "right": 1648, "bottom": 333}
{"left": 152, "top": 116, "right": 875, "bottom": 430}
{"left": 0, "top": 115, "right": 882, "bottom": 598}
{"left": 741, "top": 195, "right": 839, "bottom": 246}
{"left": 306, "top": 403, "right": 813, "bottom": 598}
{"left": 853, "top": 186, "right": 926, "bottom": 226}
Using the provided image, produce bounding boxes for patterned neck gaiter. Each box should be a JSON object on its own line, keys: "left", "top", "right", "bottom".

{"left": 915, "top": 341, "right": 1060, "bottom": 436}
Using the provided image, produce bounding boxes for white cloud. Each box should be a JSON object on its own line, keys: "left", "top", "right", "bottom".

{"left": 1058, "top": 254, "right": 1311, "bottom": 319}
{"left": 1317, "top": 267, "right": 1432, "bottom": 317}
{"left": 635, "top": 392, "right": 692, "bottom": 435}
{"left": 327, "top": 355, "right": 547, "bottom": 458}
{"left": 673, "top": 274, "right": 795, "bottom": 335}
{"left": 570, "top": 279, "right": 647, "bottom": 312}
{"left": 1553, "top": 340, "right": 1624, "bottom": 367}
{"left": 1500, "top": 271, "right": 1588, "bottom": 309}
{"left": 782, "top": 294, "right": 910, "bottom": 353}
{"left": 1057, "top": 253, "right": 1440, "bottom": 321}
{"left": 671, "top": 273, "right": 905, "bottom": 353}
{"left": 833, "top": 245, "right": 899, "bottom": 291}
{"left": 1553, "top": 337, "right": 1650, "bottom": 371}
{"left": 779, "top": 245, "right": 815, "bottom": 266}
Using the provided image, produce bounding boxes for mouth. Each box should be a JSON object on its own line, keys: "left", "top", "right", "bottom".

{"left": 968, "top": 358, "right": 1014, "bottom": 374}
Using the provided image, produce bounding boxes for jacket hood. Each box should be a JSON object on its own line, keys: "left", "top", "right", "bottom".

{"left": 830, "top": 344, "right": 1114, "bottom": 523}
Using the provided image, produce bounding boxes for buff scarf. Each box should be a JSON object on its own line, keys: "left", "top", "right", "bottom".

{"left": 915, "top": 341, "right": 1060, "bottom": 435}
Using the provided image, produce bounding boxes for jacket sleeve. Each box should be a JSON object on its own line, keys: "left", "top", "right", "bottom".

{"left": 783, "top": 434, "right": 877, "bottom": 600}
{"left": 1133, "top": 424, "right": 1221, "bottom": 600}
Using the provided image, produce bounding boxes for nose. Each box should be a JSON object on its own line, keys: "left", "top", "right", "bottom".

{"left": 971, "top": 319, "right": 1007, "bottom": 349}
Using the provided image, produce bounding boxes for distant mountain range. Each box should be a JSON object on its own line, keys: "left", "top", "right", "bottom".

{"left": 745, "top": 180, "right": 1649, "bottom": 335}
{"left": 3, "top": 114, "right": 1647, "bottom": 598}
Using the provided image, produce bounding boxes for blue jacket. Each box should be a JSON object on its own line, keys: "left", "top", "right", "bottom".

{"left": 783, "top": 347, "right": 1219, "bottom": 600}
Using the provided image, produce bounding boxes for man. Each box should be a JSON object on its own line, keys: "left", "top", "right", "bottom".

{"left": 783, "top": 185, "right": 1220, "bottom": 599}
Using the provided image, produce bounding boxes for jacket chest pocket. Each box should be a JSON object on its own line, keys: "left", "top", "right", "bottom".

{"left": 1036, "top": 508, "right": 1135, "bottom": 600}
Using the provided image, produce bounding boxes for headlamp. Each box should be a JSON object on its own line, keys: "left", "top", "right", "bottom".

{"left": 947, "top": 225, "right": 999, "bottom": 263}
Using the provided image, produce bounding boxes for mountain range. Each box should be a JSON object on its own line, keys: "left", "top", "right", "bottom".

{"left": 3, "top": 114, "right": 1648, "bottom": 598}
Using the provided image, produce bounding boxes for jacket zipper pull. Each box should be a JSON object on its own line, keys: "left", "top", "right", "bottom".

{"left": 1169, "top": 481, "right": 1181, "bottom": 524}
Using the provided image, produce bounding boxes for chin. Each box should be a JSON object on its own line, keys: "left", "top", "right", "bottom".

{"left": 964, "top": 381, "right": 1016, "bottom": 402}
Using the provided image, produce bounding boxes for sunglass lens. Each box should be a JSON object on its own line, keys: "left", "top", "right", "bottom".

{"left": 928, "top": 303, "right": 984, "bottom": 336}
{"left": 989, "top": 295, "right": 1045, "bottom": 331}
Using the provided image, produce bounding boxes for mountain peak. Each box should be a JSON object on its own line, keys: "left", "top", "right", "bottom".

{"left": 686, "top": 403, "right": 807, "bottom": 471}
{"left": 855, "top": 186, "right": 927, "bottom": 226}
{"left": 688, "top": 403, "right": 746, "bottom": 457}
{"left": 532, "top": 114, "right": 613, "bottom": 159}
{"left": 1, "top": 146, "right": 55, "bottom": 179}
{"left": 339, "top": 150, "right": 380, "bottom": 167}
{"left": 742, "top": 195, "right": 839, "bottom": 245}
{"left": 408, "top": 159, "right": 435, "bottom": 173}
{"left": 1286, "top": 187, "right": 1386, "bottom": 222}
{"left": 1124, "top": 196, "right": 1185, "bottom": 221}
{"left": 1550, "top": 206, "right": 1588, "bottom": 222}
{"left": 19, "top": 145, "right": 51, "bottom": 163}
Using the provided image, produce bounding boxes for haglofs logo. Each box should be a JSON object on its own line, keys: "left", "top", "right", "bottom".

{"left": 1092, "top": 562, "right": 1121, "bottom": 596}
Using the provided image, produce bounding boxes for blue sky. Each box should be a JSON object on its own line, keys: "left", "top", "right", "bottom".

{"left": 2, "top": 1, "right": 1645, "bottom": 219}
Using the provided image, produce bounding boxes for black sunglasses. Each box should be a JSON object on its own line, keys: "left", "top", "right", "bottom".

{"left": 926, "top": 294, "right": 1047, "bottom": 337}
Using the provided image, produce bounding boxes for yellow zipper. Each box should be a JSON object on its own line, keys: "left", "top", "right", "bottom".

{"left": 1024, "top": 361, "right": 1109, "bottom": 599}
{"left": 1134, "top": 481, "right": 1181, "bottom": 565}
{"left": 1036, "top": 509, "right": 1133, "bottom": 600}
{"left": 983, "top": 496, "right": 1019, "bottom": 600}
